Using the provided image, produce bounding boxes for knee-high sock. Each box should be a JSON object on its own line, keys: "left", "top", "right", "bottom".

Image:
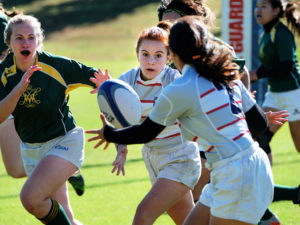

{"left": 38, "top": 199, "right": 72, "bottom": 225}
{"left": 273, "top": 184, "right": 298, "bottom": 202}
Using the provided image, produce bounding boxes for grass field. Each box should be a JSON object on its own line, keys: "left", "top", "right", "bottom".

{"left": 1, "top": 0, "right": 300, "bottom": 224}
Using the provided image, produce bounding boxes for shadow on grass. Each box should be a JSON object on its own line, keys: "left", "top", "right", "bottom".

{"left": 272, "top": 159, "right": 300, "bottom": 167}
{"left": 0, "top": 177, "right": 148, "bottom": 199}
{"left": 82, "top": 157, "right": 143, "bottom": 169}
{"left": 3, "top": 0, "right": 159, "bottom": 35}
{"left": 0, "top": 193, "right": 19, "bottom": 199}
{"left": 86, "top": 177, "right": 148, "bottom": 189}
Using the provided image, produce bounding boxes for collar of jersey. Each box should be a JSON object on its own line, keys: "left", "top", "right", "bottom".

{"left": 13, "top": 51, "right": 39, "bottom": 71}
{"left": 137, "top": 66, "right": 167, "bottom": 85}
{"left": 182, "top": 64, "right": 196, "bottom": 76}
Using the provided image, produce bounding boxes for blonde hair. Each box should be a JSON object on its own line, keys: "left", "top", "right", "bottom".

{"left": 4, "top": 14, "right": 44, "bottom": 50}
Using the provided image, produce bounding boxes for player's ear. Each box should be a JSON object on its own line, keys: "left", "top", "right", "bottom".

{"left": 165, "top": 53, "right": 170, "bottom": 65}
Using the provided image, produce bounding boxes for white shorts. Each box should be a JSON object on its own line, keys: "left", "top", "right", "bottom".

{"left": 21, "top": 127, "right": 84, "bottom": 175}
{"left": 142, "top": 141, "right": 201, "bottom": 189}
{"left": 200, "top": 143, "right": 273, "bottom": 224}
{"left": 263, "top": 88, "right": 300, "bottom": 121}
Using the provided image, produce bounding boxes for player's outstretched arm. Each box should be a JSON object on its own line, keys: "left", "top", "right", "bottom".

{"left": 86, "top": 113, "right": 110, "bottom": 149}
{"left": 112, "top": 144, "right": 128, "bottom": 176}
{"left": 0, "top": 65, "right": 41, "bottom": 123}
{"left": 265, "top": 110, "right": 289, "bottom": 125}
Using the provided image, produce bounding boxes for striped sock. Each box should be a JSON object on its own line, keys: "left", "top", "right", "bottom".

{"left": 38, "top": 199, "right": 71, "bottom": 225}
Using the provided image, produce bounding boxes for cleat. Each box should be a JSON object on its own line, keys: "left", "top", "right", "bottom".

{"left": 258, "top": 213, "right": 280, "bottom": 225}
{"left": 68, "top": 174, "right": 85, "bottom": 196}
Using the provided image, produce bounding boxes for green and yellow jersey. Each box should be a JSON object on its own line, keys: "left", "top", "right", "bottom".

{"left": 0, "top": 51, "right": 97, "bottom": 143}
{"left": 257, "top": 21, "right": 300, "bottom": 92}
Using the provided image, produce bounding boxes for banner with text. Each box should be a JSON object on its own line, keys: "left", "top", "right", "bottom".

{"left": 221, "top": 0, "right": 261, "bottom": 70}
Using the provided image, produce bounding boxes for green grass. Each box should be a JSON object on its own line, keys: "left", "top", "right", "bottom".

{"left": 1, "top": 0, "right": 300, "bottom": 224}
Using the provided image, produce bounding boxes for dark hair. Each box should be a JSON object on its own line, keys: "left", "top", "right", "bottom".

{"left": 0, "top": 4, "right": 20, "bottom": 18}
{"left": 169, "top": 16, "right": 240, "bottom": 83}
{"left": 136, "top": 21, "right": 172, "bottom": 53}
{"left": 0, "top": 4, "right": 21, "bottom": 59}
{"left": 269, "top": 0, "right": 300, "bottom": 35}
{"left": 157, "top": 0, "right": 213, "bottom": 25}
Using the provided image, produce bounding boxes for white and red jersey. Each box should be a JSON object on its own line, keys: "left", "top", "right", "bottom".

{"left": 150, "top": 65, "right": 256, "bottom": 163}
{"left": 119, "top": 66, "right": 186, "bottom": 149}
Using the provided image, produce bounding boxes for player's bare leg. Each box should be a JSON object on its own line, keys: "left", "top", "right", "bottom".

{"left": 289, "top": 120, "right": 300, "bottom": 153}
{"left": 20, "top": 155, "right": 80, "bottom": 225}
{"left": 133, "top": 178, "right": 192, "bottom": 225}
{"left": 183, "top": 202, "right": 210, "bottom": 225}
{"left": 0, "top": 118, "right": 26, "bottom": 178}
{"left": 192, "top": 157, "right": 210, "bottom": 202}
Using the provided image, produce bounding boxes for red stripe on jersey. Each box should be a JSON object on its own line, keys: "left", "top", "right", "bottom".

{"left": 206, "top": 103, "right": 229, "bottom": 114}
{"left": 205, "top": 146, "right": 214, "bottom": 152}
{"left": 193, "top": 136, "right": 198, "bottom": 142}
{"left": 141, "top": 100, "right": 155, "bottom": 103}
{"left": 154, "top": 133, "right": 181, "bottom": 140}
{"left": 200, "top": 88, "right": 215, "bottom": 98}
{"left": 137, "top": 81, "right": 162, "bottom": 86}
{"left": 230, "top": 82, "right": 239, "bottom": 86}
{"left": 233, "top": 130, "right": 250, "bottom": 141}
{"left": 217, "top": 117, "right": 245, "bottom": 130}
{"left": 235, "top": 100, "right": 242, "bottom": 104}
{"left": 141, "top": 115, "right": 147, "bottom": 119}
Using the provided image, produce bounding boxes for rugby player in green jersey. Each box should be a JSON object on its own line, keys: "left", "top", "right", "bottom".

{"left": 250, "top": 0, "right": 300, "bottom": 224}
{"left": 0, "top": 5, "right": 26, "bottom": 179}
{"left": 0, "top": 15, "right": 109, "bottom": 225}
{"left": 0, "top": 5, "right": 86, "bottom": 198}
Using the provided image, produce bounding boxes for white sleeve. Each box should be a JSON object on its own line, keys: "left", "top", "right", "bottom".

{"left": 240, "top": 81, "right": 256, "bottom": 113}
{"left": 149, "top": 84, "right": 188, "bottom": 126}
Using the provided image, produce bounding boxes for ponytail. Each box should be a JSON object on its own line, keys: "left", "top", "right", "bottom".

{"left": 157, "top": 20, "right": 172, "bottom": 33}
{"left": 0, "top": 4, "right": 21, "bottom": 18}
{"left": 285, "top": 2, "right": 300, "bottom": 36}
{"left": 191, "top": 45, "right": 240, "bottom": 83}
{"left": 269, "top": 0, "right": 300, "bottom": 36}
{"left": 169, "top": 16, "right": 240, "bottom": 84}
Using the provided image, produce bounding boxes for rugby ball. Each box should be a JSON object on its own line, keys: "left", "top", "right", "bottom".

{"left": 97, "top": 79, "right": 142, "bottom": 128}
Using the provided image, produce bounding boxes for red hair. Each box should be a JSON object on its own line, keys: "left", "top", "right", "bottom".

{"left": 136, "top": 21, "right": 171, "bottom": 53}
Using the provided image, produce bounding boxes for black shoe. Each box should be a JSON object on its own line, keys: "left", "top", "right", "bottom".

{"left": 68, "top": 174, "right": 85, "bottom": 196}
{"left": 293, "top": 185, "right": 300, "bottom": 206}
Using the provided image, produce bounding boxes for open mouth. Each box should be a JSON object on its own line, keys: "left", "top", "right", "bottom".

{"left": 21, "top": 50, "right": 30, "bottom": 56}
{"left": 147, "top": 68, "right": 155, "bottom": 72}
